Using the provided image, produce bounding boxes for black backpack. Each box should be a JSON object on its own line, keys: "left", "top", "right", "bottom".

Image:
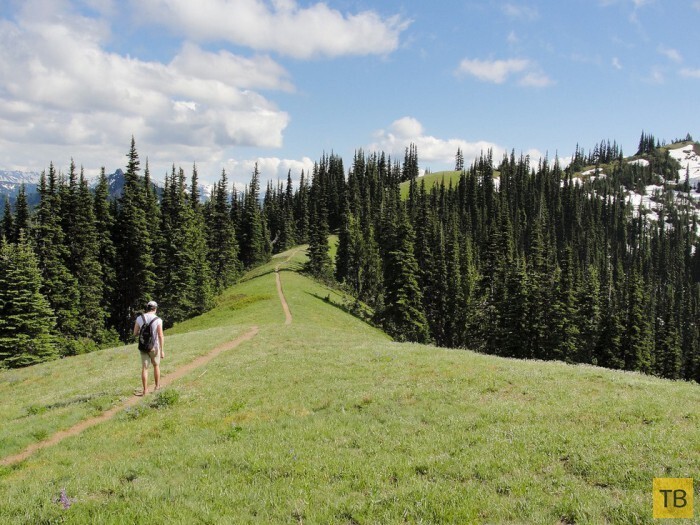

{"left": 138, "top": 314, "right": 159, "bottom": 352}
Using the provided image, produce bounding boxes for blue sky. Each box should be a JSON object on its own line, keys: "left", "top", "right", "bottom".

{"left": 0, "top": 0, "right": 699, "bottom": 185}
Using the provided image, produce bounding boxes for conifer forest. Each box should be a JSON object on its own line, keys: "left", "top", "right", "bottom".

{"left": 1, "top": 135, "right": 699, "bottom": 383}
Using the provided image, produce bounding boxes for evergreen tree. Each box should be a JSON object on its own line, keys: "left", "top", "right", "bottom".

{"left": 0, "top": 234, "right": 57, "bottom": 367}
{"left": 34, "top": 164, "right": 81, "bottom": 344}
{"left": 2, "top": 196, "right": 13, "bottom": 242}
{"left": 295, "top": 170, "right": 310, "bottom": 244}
{"left": 379, "top": 185, "right": 429, "bottom": 342}
{"left": 306, "top": 171, "right": 332, "bottom": 278}
{"left": 93, "top": 167, "right": 117, "bottom": 330}
{"left": 72, "top": 168, "right": 107, "bottom": 346}
{"left": 622, "top": 265, "right": 653, "bottom": 372}
{"left": 13, "top": 185, "right": 30, "bottom": 242}
{"left": 158, "top": 167, "right": 213, "bottom": 326}
{"left": 455, "top": 147, "right": 464, "bottom": 171}
{"left": 576, "top": 266, "right": 601, "bottom": 363}
{"left": 113, "top": 137, "right": 156, "bottom": 339}
{"left": 239, "top": 163, "right": 269, "bottom": 267}
{"left": 207, "top": 169, "right": 242, "bottom": 290}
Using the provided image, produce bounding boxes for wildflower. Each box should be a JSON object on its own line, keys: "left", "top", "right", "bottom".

{"left": 55, "top": 488, "right": 73, "bottom": 510}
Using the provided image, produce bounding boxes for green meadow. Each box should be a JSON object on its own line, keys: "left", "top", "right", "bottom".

{"left": 1, "top": 247, "right": 699, "bottom": 524}
{"left": 399, "top": 170, "right": 502, "bottom": 199}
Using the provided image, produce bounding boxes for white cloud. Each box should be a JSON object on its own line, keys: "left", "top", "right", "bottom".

{"left": 455, "top": 58, "right": 530, "bottom": 84}
{"left": 502, "top": 3, "right": 539, "bottom": 20}
{"left": 368, "top": 117, "right": 508, "bottom": 171}
{"left": 519, "top": 71, "right": 554, "bottom": 87}
{"left": 455, "top": 57, "right": 552, "bottom": 87}
{"left": 647, "top": 66, "right": 665, "bottom": 84}
{"left": 612, "top": 57, "right": 623, "bottom": 69}
{"left": 658, "top": 45, "right": 683, "bottom": 63}
{"left": 133, "top": 0, "right": 409, "bottom": 59}
{"left": 680, "top": 68, "right": 700, "bottom": 78}
{"left": 171, "top": 42, "right": 294, "bottom": 92}
{"left": 694, "top": 1, "right": 700, "bottom": 11}
{"left": 0, "top": 2, "right": 292, "bottom": 179}
{"left": 225, "top": 156, "right": 315, "bottom": 186}
{"left": 390, "top": 117, "right": 424, "bottom": 138}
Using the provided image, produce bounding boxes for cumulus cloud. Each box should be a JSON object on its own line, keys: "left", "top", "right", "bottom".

{"left": 658, "top": 45, "right": 682, "bottom": 63}
{"left": 455, "top": 57, "right": 552, "bottom": 87}
{"left": 0, "top": 1, "right": 292, "bottom": 177}
{"left": 225, "top": 156, "right": 316, "bottom": 186}
{"left": 368, "top": 117, "right": 509, "bottom": 171}
{"left": 171, "top": 42, "right": 294, "bottom": 91}
{"left": 132, "top": 0, "right": 409, "bottom": 59}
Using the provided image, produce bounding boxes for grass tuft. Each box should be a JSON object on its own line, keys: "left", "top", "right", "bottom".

{"left": 149, "top": 389, "right": 180, "bottom": 409}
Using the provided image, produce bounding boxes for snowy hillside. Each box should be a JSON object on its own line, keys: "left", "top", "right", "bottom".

{"left": 668, "top": 143, "right": 700, "bottom": 188}
{"left": 0, "top": 170, "right": 41, "bottom": 211}
{"left": 624, "top": 143, "right": 700, "bottom": 222}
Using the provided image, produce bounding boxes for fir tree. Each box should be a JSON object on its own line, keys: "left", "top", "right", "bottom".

{"left": 239, "top": 163, "right": 269, "bottom": 268}
{"left": 306, "top": 173, "right": 332, "bottom": 278}
{"left": 379, "top": 185, "right": 429, "bottom": 343}
{"left": 158, "top": 168, "right": 213, "bottom": 326}
{"left": 93, "top": 167, "right": 117, "bottom": 329}
{"left": 455, "top": 147, "right": 464, "bottom": 171}
{"left": 207, "top": 169, "right": 242, "bottom": 290}
{"left": 13, "top": 185, "right": 30, "bottom": 242}
{"left": 113, "top": 137, "right": 156, "bottom": 339}
{"left": 2, "top": 196, "right": 13, "bottom": 242}
{"left": 295, "top": 170, "right": 310, "bottom": 244}
{"left": 34, "top": 164, "right": 81, "bottom": 344}
{"left": 0, "top": 234, "right": 57, "bottom": 367}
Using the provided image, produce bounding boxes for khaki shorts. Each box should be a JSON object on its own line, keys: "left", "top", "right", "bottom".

{"left": 140, "top": 349, "right": 160, "bottom": 368}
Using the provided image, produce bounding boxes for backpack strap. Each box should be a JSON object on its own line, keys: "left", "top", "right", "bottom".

{"left": 142, "top": 314, "right": 159, "bottom": 330}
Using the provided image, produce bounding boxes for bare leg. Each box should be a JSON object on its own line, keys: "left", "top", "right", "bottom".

{"left": 153, "top": 362, "right": 160, "bottom": 390}
{"left": 141, "top": 365, "right": 148, "bottom": 395}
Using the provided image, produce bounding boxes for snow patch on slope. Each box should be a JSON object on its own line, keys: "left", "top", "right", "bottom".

{"left": 668, "top": 143, "right": 700, "bottom": 188}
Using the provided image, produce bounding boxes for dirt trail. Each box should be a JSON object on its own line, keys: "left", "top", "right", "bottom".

{"left": 275, "top": 269, "right": 292, "bottom": 325}
{"left": 274, "top": 248, "right": 299, "bottom": 326}
{"left": 1, "top": 326, "right": 259, "bottom": 467}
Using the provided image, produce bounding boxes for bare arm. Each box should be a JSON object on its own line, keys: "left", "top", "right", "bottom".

{"left": 157, "top": 323, "right": 164, "bottom": 358}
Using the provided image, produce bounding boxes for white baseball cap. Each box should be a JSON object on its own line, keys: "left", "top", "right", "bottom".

{"left": 147, "top": 300, "right": 158, "bottom": 309}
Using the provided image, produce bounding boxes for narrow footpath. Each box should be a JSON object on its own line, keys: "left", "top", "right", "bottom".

{"left": 274, "top": 248, "right": 299, "bottom": 326}
{"left": 1, "top": 326, "right": 259, "bottom": 467}
{"left": 276, "top": 266, "right": 292, "bottom": 325}
{"left": 2, "top": 249, "right": 301, "bottom": 467}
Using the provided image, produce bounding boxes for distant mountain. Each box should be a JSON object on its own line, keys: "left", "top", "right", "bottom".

{"left": 0, "top": 168, "right": 219, "bottom": 214}
{"left": 95, "top": 168, "right": 126, "bottom": 200}
{"left": 0, "top": 170, "right": 41, "bottom": 213}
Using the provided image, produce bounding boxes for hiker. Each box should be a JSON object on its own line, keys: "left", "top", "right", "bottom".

{"left": 133, "top": 300, "right": 164, "bottom": 396}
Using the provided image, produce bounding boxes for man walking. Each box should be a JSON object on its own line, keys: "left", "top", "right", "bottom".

{"left": 133, "top": 300, "right": 164, "bottom": 396}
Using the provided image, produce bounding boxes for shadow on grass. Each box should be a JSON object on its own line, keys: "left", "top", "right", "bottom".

{"left": 238, "top": 261, "right": 305, "bottom": 283}
{"left": 306, "top": 292, "right": 378, "bottom": 329}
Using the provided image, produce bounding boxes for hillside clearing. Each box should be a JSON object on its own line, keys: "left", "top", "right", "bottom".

{"left": 0, "top": 247, "right": 698, "bottom": 524}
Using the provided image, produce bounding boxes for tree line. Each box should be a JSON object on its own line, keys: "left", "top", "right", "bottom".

{"left": 2, "top": 136, "right": 699, "bottom": 383}
{"left": 321, "top": 142, "right": 699, "bottom": 382}
{"left": 0, "top": 138, "right": 272, "bottom": 366}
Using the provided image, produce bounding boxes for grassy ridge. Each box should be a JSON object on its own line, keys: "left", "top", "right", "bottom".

{"left": 1, "top": 248, "right": 699, "bottom": 524}
{"left": 399, "top": 171, "right": 462, "bottom": 198}
{"left": 399, "top": 170, "right": 502, "bottom": 199}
